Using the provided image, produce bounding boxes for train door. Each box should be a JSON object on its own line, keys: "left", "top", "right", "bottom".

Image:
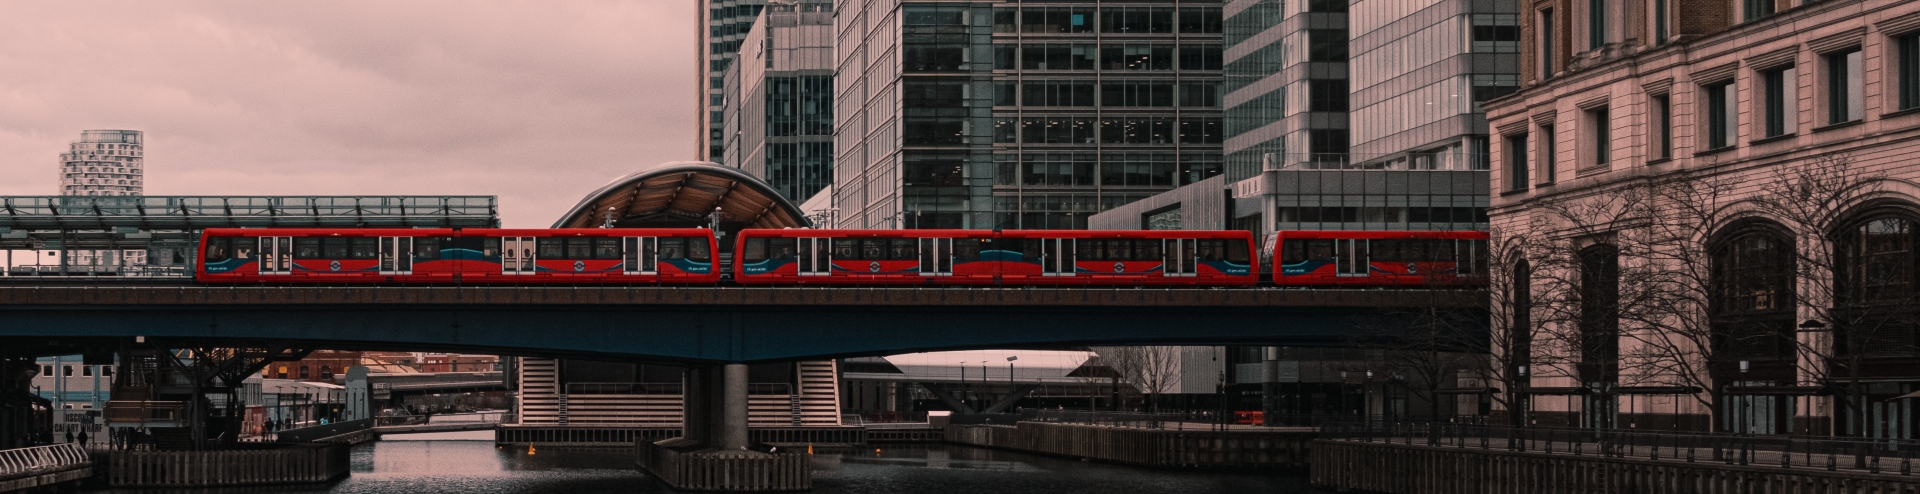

{"left": 798, "top": 238, "right": 830, "bottom": 276}
{"left": 1042, "top": 238, "right": 1074, "bottom": 276}
{"left": 1166, "top": 239, "right": 1197, "bottom": 277}
{"left": 378, "top": 237, "right": 413, "bottom": 275}
{"left": 258, "top": 237, "right": 292, "bottom": 275}
{"left": 502, "top": 237, "right": 536, "bottom": 275}
{"left": 622, "top": 237, "right": 657, "bottom": 275}
{"left": 1336, "top": 238, "right": 1367, "bottom": 277}
{"left": 918, "top": 237, "right": 952, "bottom": 276}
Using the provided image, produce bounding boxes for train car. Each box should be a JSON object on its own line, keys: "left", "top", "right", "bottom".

{"left": 1267, "top": 230, "right": 1488, "bottom": 287}
{"left": 196, "top": 228, "right": 720, "bottom": 284}
{"left": 733, "top": 229, "right": 1257, "bottom": 286}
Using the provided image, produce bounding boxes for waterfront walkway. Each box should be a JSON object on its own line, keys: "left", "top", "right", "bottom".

{"left": 0, "top": 443, "right": 91, "bottom": 493}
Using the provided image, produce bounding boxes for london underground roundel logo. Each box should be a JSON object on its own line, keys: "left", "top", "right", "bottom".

{"left": 329, "top": 261, "right": 341, "bottom": 272}
{"left": 1113, "top": 262, "right": 1125, "bottom": 273}
{"left": 574, "top": 260, "right": 586, "bottom": 272}
{"left": 869, "top": 261, "right": 881, "bottom": 273}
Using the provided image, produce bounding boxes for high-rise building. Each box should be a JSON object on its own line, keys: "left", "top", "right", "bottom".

{"left": 720, "top": 1, "right": 837, "bottom": 203}
{"left": 699, "top": 0, "right": 770, "bottom": 161}
{"left": 833, "top": 0, "right": 1225, "bottom": 230}
{"left": 1091, "top": 0, "right": 1515, "bottom": 235}
{"left": 60, "top": 130, "right": 143, "bottom": 197}
{"left": 58, "top": 129, "right": 147, "bottom": 269}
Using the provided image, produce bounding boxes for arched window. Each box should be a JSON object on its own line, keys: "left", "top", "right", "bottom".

{"left": 1833, "top": 211, "right": 1920, "bottom": 357}
{"left": 1578, "top": 243, "right": 1620, "bottom": 383}
{"left": 1839, "top": 215, "right": 1916, "bottom": 305}
{"left": 1710, "top": 227, "right": 1796, "bottom": 361}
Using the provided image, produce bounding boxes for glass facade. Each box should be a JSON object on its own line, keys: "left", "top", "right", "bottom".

{"left": 704, "top": 0, "right": 771, "bottom": 160}
{"left": 835, "top": 0, "right": 1224, "bottom": 230}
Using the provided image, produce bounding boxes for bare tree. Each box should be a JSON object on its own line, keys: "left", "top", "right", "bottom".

{"left": 1751, "top": 153, "right": 1918, "bottom": 436}
{"left": 1092, "top": 346, "right": 1182, "bottom": 413}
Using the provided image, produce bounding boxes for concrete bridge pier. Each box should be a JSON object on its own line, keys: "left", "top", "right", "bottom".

{"left": 636, "top": 363, "right": 810, "bottom": 492}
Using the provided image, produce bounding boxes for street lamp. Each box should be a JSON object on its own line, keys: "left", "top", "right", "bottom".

{"left": 1006, "top": 356, "right": 1018, "bottom": 389}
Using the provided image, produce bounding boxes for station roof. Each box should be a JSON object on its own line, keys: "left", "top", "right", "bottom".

{"left": 0, "top": 196, "right": 498, "bottom": 250}
{"left": 551, "top": 161, "right": 809, "bottom": 230}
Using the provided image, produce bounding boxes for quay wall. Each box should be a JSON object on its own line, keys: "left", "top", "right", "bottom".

{"left": 1311, "top": 440, "right": 1920, "bottom": 494}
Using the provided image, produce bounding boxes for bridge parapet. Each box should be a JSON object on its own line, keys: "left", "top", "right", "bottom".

{"left": 0, "top": 443, "right": 91, "bottom": 493}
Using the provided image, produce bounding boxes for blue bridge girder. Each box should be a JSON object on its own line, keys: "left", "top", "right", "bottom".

{"left": 0, "top": 286, "right": 1487, "bottom": 363}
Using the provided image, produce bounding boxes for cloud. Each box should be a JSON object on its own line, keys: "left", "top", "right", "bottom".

{"left": 0, "top": 1, "right": 696, "bottom": 227}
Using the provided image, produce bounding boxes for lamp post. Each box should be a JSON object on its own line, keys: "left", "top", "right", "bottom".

{"left": 1007, "top": 356, "right": 1018, "bottom": 389}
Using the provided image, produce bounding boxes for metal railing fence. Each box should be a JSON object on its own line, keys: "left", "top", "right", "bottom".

{"left": 0, "top": 443, "right": 89, "bottom": 476}
{"left": 1323, "top": 420, "right": 1920, "bottom": 475}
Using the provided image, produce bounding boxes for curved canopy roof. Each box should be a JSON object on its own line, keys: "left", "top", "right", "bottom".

{"left": 553, "top": 161, "right": 810, "bottom": 230}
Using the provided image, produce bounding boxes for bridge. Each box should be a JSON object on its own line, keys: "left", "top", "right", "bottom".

{"left": 0, "top": 284, "right": 1483, "bottom": 362}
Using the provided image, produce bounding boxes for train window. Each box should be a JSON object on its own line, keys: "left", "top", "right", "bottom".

{"left": 1427, "top": 240, "right": 1453, "bottom": 262}
{"left": 954, "top": 239, "right": 983, "bottom": 262}
{"left": 658, "top": 238, "right": 687, "bottom": 260}
{"left": 688, "top": 238, "right": 711, "bottom": 261}
{"left": 890, "top": 238, "right": 915, "bottom": 260}
{"left": 1196, "top": 240, "right": 1220, "bottom": 262}
{"left": 232, "top": 240, "right": 255, "bottom": 260}
{"left": 294, "top": 238, "right": 322, "bottom": 259}
{"left": 860, "top": 239, "right": 884, "bottom": 259}
{"left": 564, "top": 238, "right": 593, "bottom": 259}
{"left": 1225, "top": 239, "right": 1250, "bottom": 263}
{"left": 1305, "top": 239, "right": 1334, "bottom": 262}
{"left": 769, "top": 239, "right": 796, "bottom": 260}
{"left": 1106, "top": 239, "right": 1133, "bottom": 260}
{"left": 1281, "top": 239, "right": 1306, "bottom": 264}
{"left": 322, "top": 237, "right": 350, "bottom": 258}
{"left": 593, "top": 238, "right": 621, "bottom": 259}
{"left": 414, "top": 238, "right": 442, "bottom": 260}
{"left": 481, "top": 237, "right": 500, "bottom": 257}
{"left": 832, "top": 239, "right": 858, "bottom": 259}
{"left": 537, "top": 238, "right": 565, "bottom": 259}
{"left": 744, "top": 238, "right": 769, "bottom": 263}
{"left": 1135, "top": 239, "right": 1162, "bottom": 260}
{"left": 349, "top": 237, "right": 378, "bottom": 259}
{"left": 204, "top": 237, "right": 232, "bottom": 263}
{"left": 1077, "top": 239, "right": 1101, "bottom": 260}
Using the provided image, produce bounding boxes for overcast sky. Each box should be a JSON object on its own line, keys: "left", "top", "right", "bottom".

{"left": 0, "top": 1, "right": 696, "bottom": 228}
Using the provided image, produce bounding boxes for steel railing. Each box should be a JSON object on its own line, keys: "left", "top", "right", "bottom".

{"left": 1323, "top": 420, "right": 1920, "bottom": 475}
{"left": 564, "top": 382, "right": 683, "bottom": 395}
{"left": 0, "top": 443, "right": 89, "bottom": 477}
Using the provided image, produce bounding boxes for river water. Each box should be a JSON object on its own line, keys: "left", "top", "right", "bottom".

{"left": 96, "top": 431, "right": 1332, "bottom": 493}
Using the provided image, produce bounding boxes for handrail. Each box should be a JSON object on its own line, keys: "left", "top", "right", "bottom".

{"left": 0, "top": 443, "right": 89, "bottom": 477}
{"left": 1322, "top": 420, "right": 1920, "bottom": 474}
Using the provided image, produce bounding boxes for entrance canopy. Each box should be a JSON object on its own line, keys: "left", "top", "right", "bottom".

{"left": 552, "top": 162, "right": 810, "bottom": 232}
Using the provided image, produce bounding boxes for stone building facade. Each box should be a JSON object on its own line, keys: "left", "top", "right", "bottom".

{"left": 1486, "top": 0, "right": 1920, "bottom": 438}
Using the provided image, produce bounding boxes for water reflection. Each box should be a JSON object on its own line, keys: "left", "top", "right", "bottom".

{"left": 95, "top": 435, "right": 1329, "bottom": 494}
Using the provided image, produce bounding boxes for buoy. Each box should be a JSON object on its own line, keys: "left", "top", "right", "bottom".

{"left": 528, "top": 444, "right": 537, "bottom": 455}
{"left": 807, "top": 443, "right": 814, "bottom": 455}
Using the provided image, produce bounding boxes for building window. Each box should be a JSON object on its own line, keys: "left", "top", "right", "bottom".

{"left": 1510, "top": 257, "right": 1533, "bottom": 389}
{"left": 1587, "top": 0, "right": 1606, "bottom": 49}
{"left": 1651, "top": 94, "right": 1672, "bottom": 159}
{"left": 1653, "top": 0, "right": 1668, "bottom": 45}
{"left": 1828, "top": 48, "right": 1865, "bottom": 124}
{"left": 42, "top": 365, "right": 52, "bottom": 376}
{"left": 1840, "top": 215, "right": 1916, "bottom": 305}
{"left": 1742, "top": 0, "right": 1774, "bottom": 22}
{"left": 1505, "top": 134, "right": 1529, "bottom": 191}
{"left": 320, "top": 366, "right": 334, "bottom": 381}
{"left": 1578, "top": 244, "right": 1622, "bottom": 388}
{"left": 63, "top": 365, "right": 73, "bottom": 377}
{"left": 1307, "top": 30, "right": 1347, "bottom": 62}
{"left": 1472, "top": 75, "right": 1521, "bottom": 101}
{"left": 1705, "top": 81, "right": 1737, "bottom": 149}
{"left": 1306, "top": 0, "right": 1346, "bottom": 13}
{"left": 1471, "top": 14, "right": 1520, "bottom": 53}
{"left": 1900, "top": 32, "right": 1920, "bottom": 111}
{"left": 1711, "top": 229, "right": 1796, "bottom": 362}
{"left": 1585, "top": 107, "right": 1610, "bottom": 170}
{"left": 1307, "top": 79, "right": 1348, "bottom": 111}
{"left": 1762, "top": 66, "right": 1798, "bottom": 138}
{"left": 1537, "top": 124, "right": 1556, "bottom": 183}
{"left": 300, "top": 366, "right": 310, "bottom": 380}
{"left": 1539, "top": 9, "right": 1555, "bottom": 79}
{"left": 82, "top": 366, "right": 92, "bottom": 377}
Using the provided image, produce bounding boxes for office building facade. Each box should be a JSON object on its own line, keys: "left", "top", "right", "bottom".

{"left": 722, "top": 2, "right": 838, "bottom": 203}
{"left": 57, "top": 129, "right": 148, "bottom": 268}
{"left": 833, "top": 0, "right": 1226, "bottom": 230}
{"left": 700, "top": 0, "right": 772, "bottom": 160}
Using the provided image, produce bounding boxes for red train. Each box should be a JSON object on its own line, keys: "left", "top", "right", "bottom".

{"left": 195, "top": 227, "right": 1485, "bottom": 287}
{"left": 196, "top": 228, "right": 719, "bottom": 284}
